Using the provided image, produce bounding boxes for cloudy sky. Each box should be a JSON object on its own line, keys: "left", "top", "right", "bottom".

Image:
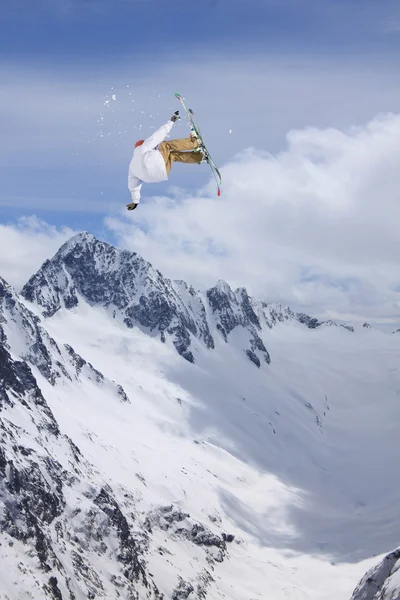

{"left": 1, "top": 0, "right": 400, "bottom": 327}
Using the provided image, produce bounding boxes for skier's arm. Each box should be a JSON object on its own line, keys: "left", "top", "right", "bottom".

{"left": 141, "top": 120, "right": 174, "bottom": 152}
{"left": 128, "top": 174, "right": 142, "bottom": 204}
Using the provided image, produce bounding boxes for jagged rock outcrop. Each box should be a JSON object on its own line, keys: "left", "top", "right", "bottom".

{"left": 22, "top": 233, "right": 214, "bottom": 366}
{"left": 207, "top": 281, "right": 271, "bottom": 365}
{"left": 0, "top": 276, "right": 129, "bottom": 399}
{"left": 1, "top": 273, "right": 241, "bottom": 599}
{"left": 20, "top": 232, "right": 349, "bottom": 369}
{"left": 1, "top": 274, "right": 238, "bottom": 599}
{"left": 145, "top": 504, "right": 234, "bottom": 565}
{"left": 351, "top": 547, "right": 400, "bottom": 600}
{"left": 1, "top": 233, "right": 400, "bottom": 599}
{"left": 0, "top": 322, "right": 159, "bottom": 598}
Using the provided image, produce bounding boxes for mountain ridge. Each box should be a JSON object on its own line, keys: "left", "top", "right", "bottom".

{"left": 0, "top": 269, "right": 237, "bottom": 599}
{"left": 1, "top": 233, "right": 400, "bottom": 599}
{"left": 21, "top": 231, "right": 375, "bottom": 370}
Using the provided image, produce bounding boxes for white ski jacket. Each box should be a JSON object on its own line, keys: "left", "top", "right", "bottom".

{"left": 128, "top": 120, "right": 175, "bottom": 203}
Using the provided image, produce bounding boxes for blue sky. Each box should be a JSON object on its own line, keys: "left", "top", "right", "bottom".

{"left": 1, "top": 0, "right": 400, "bottom": 231}
{"left": 2, "top": 0, "right": 400, "bottom": 56}
{"left": 1, "top": 0, "right": 400, "bottom": 324}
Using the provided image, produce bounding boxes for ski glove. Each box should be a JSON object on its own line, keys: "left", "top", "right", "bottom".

{"left": 170, "top": 111, "right": 180, "bottom": 123}
{"left": 126, "top": 203, "right": 138, "bottom": 211}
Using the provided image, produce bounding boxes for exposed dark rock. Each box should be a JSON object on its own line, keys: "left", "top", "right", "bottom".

{"left": 237, "top": 287, "right": 261, "bottom": 329}
{"left": 116, "top": 383, "right": 130, "bottom": 403}
{"left": 190, "top": 524, "right": 226, "bottom": 549}
{"left": 0, "top": 276, "right": 166, "bottom": 599}
{"left": 0, "top": 343, "right": 59, "bottom": 429}
{"left": 94, "top": 487, "right": 148, "bottom": 585}
{"left": 172, "top": 577, "right": 194, "bottom": 600}
{"left": 21, "top": 233, "right": 215, "bottom": 365}
{"left": 0, "top": 278, "right": 129, "bottom": 414}
{"left": 246, "top": 350, "right": 261, "bottom": 368}
{"left": 261, "top": 302, "right": 293, "bottom": 328}
{"left": 169, "top": 322, "right": 195, "bottom": 364}
{"left": 296, "top": 313, "right": 321, "bottom": 329}
{"left": 145, "top": 505, "right": 191, "bottom": 532}
{"left": 0, "top": 278, "right": 68, "bottom": 387}
{"left": 207, "top": 281, "right": 271, "bottom": 365}
{"left": 1, "top": 269, "right": 234, "bottom": 599}
{"left": 196, "top": 570, "right": 215, "bottom": 599}
{"left": 146, "top": 505, "right": 228, "bottom": 569}
{"left": 207, "top": 282, "right": 239, "bottom": 336}
{"left": 0, "top": 324, "right": 7, "bottom": 345}
{"left": 159, "top": 505, "right": 190, "bottom": 527}
{"left": 351, "top": 547, "right": 400, "bottom": 600}
{"left": 64, "top": 343, "right": 86, "bottom": 375}
{"left": 46, "top": 576, "right": 63, "bottom": 600}
{"left": 71, "top": 550, "right": 104, "bottom": 592}
{"left": 19, "top": 232, "right": 360, "bottom": 370}
{"left": 216, "top": 323, "right": 227, "bottom": 342}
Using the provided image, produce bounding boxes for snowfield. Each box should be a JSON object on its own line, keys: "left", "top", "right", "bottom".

{"left": 1, "top": 232, "right": 399, "bottom": 599}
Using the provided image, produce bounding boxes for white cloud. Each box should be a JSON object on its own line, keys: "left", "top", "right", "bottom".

{"left": 2, "top": 55, "right": 400, "bottom": 211}
{"left": 106, "top": 113, "right": 400, "bottom": 327}
{"left": 1, "top": 55, "right": 400, "bottom": 326}
{"left": 0, "top": 217, "right": 75, "bottom": 290}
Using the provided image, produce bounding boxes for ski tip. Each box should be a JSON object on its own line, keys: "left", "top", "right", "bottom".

{"left": 174, "top": 93, "right": 181, "bottom": 99}
{"left": 218, "top": 188, "right": 221, "bottom": 197}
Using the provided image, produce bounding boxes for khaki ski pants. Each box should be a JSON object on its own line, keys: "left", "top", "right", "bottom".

{"left": 158, "top": 137, "right": 200, "bottom": 175}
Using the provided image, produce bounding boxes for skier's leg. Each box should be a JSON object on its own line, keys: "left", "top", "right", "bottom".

{"left": 171, "top": 151, "right": 203, "bottom": 165}
{"left": 166, "top": 137, "right": 199, "bottom": 152}
{"left": 159, "top": 138, "right": 201, "bottom": 174}
{"left": 158, "top": 141, "right": 173, "bottom": 175}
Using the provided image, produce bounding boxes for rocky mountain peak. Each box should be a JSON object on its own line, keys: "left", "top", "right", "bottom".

{"left": 213, "top": 279, "right": 233, "bottom": 295}
{"left": 351, "top": 548, "right": 400, "bottom": 600}
{"left": 1, "top": 235, "right": 400, "bottom": 599}
{"left": 0, "top": 271, "right": 244, "bottom": 599}
{"left": 20, "top": 233, "right": 358, "bottom": 369}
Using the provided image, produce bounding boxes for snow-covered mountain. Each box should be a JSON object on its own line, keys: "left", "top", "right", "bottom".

{"left": 1, "top": 232, "right": 400, "bottom": 600}
{"left": 21, "top": 232, "right": 342, "bottom": 368}
{"left": 1, "top": 272, "right": 239, "bottom": 599}
{"left": 351, "top": 547, "right": 400, "bottom": 600}
{"left": 0, "top": 276, "right": 163, "bottom": 598}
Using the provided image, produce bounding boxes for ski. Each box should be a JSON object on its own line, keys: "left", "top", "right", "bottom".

{"left": 175, "top": 93, "right": 222, "bottom": 191}
{"left": 189, "top": 108, "right": 222, "bottom": 178}
{"left": 175, "top": 93, "right": 221, "bottom": 196}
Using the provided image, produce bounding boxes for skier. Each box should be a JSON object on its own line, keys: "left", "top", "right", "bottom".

{"left": 127, "top": 111, "right": 204, "bottom": 210}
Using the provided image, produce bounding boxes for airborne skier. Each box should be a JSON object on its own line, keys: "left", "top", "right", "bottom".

{"left": 127, "top": 111, "right": 204, "bottom": 210}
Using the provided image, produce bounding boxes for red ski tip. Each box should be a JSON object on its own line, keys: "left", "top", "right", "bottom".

{"left": 218, "top": 188, "right": 221, "bottom": 197}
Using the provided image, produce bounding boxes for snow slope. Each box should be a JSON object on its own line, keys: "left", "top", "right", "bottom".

{"left": 1, "top": 233, "right": 400, "bottom": 599}
{"left": 351, "top": 548, "right": 400, "bottom": 600}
